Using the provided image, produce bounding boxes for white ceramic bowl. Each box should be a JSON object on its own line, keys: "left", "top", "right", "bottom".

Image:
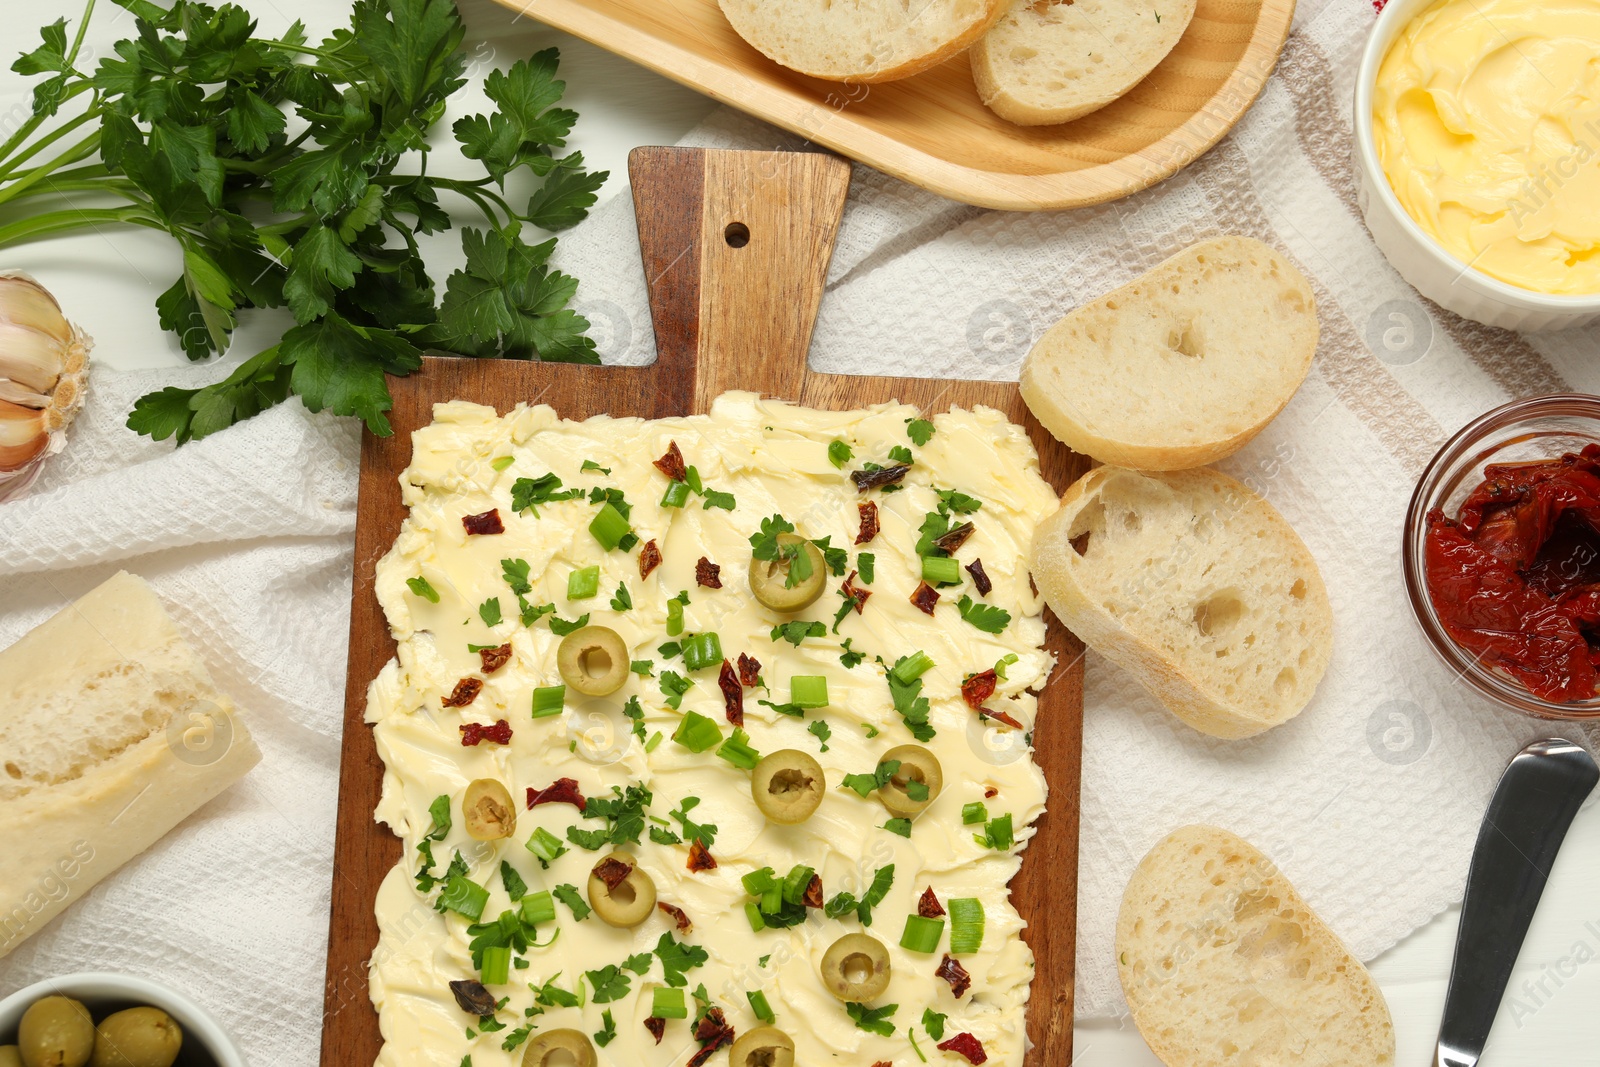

{"left": 1352, "top": 0, "right": 1600, "bottom": 332}
{"left": 0, "top": 972, "right": 246, "bottom": 1067}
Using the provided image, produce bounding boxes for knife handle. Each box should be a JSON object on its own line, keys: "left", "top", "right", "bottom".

{"left": 1434, "top": 737, "right": 1598, "bottom": 1067}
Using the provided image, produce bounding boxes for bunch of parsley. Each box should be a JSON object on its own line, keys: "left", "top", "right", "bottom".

{"left": 4, "top": 0, "right": 606, "bottom": 442}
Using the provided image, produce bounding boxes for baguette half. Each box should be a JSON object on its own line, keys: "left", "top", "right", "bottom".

{"left": 1117, "top": 825, "right": 1396, "bottom": 1066}
{"left": 0, "top": 572, "right": 260, "bottom": 958}
{"left": 1020, "top": 237, "right": 1318, "bottom": 471}
{"left": 972, "top": 0, "right": 1197, "bottom": 125}
{"left": 718, "top": 0, "right": 1008, "bottom": 82}
{"left": 1030, "top": 465, "right": 1331, "bottom": 738}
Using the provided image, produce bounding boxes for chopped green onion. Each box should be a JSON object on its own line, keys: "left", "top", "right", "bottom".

{"left": 747, "top": 990, "right": 775, "bottom": 1024}
{"left": 742, "top": 867, "right": 777, "bottom": 896}
{"left": 994, "top": 652, "right": 1019, "bottom": 680}
{"left": 789, "top": 675, "right": 829, "bottom": 709}
{"left": 682, "top": 632, "right": 724, "bottom": 672}
{"left": 406, "top": 576, "right": 440, "bottom": 603}
{"left": 589, "top": 502, "right": 632, "bottom": 550}
{"left": 891, "top": 651, "right": 935, "bottom": 685}
{"left": 828, "top": 440, "right": 853, "bottom": 469}
{"left": 716, "top": 728, "right": 761, "bottom": 770}
{"left": 673, "top": 711, "right": 723, "bottom": 753}
{"left": 962, "top": 802, "right": 989, "bottom": 826}
{"left": 782, "top": 865, "right": 815, "bottom": 905}
{"left": 491, "top": 456, "right": 515, "bottom": 472}
{"left": 567, "top": 566, "right": 600, "bottom": 600}
{"left": 645, "top": 731, "right": 664, "bottom": 753}
{"left": 920, "top": 556, "right": 961, "bottom": 585}
{"left": 652, "top": 987, "right": 688, "bottom": 1019}
{"left": 666, "top": 597, "right": 685, "bottom": 637}
{"left": 438, "top": 875, "right": 489, "bottom": 921}
{"left": 745, "top": 901, "right": 766, "bottom": 931}
{"left": 899, "top": 915, "right": 945, "bottom": 954}
{"left": 949, "top": 898, "right": 985, "bottom": 954}
{"left": 661, "top": 481, "right": 692, "bottom": 508}
{"left": 480, "top": 945, "right": 512, "bottom": 985}
{"left": 526, "top": 828, "right": 567, "bottom": 866}
{"left": 976, "top": 812, "right": 1014, "bottom": 850}
{"left": 531, "top": 685, "right": 566, "bottom": 718}
{"left": 520, "top": 891, "right": 556, "bottom": 925}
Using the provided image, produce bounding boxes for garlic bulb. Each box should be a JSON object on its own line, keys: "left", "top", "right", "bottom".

{"left": 0, "top": 272, "right": 90, "bottom": 503}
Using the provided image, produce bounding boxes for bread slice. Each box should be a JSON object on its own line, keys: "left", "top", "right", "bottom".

{"left": 0, "top": 572, "right": 260, "bottom": 958}
{"left": 1030, "top": 465, "right": 1331, "bottom": 738}
{"left": 718, "top": 0, "right": 1008, "bottom": 82}
{"left": 972, "top": 0, "right": 1197, "bottom": 125}
{"left": 1117, "top": 826, "right": 1396, "bottom": 1066}
{"left": 1019, "top": 237, "right": 1318, "bottom": 471}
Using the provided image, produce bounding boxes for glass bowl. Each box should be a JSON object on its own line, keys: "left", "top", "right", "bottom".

{"left": 1403, "top": 394, "right": 1600, "bottom": 720}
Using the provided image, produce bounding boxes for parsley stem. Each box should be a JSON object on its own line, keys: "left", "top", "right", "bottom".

{"left": 64, "top": 0, "right": 99, "bottom": 71}
{"left": 0, "top": 176, "right": 140, "bottom": 203}
{"left": 0, "top": 130, "right": 103, "bottom": 205}
{"left": 0, "top": 79, "right": 95, "bottom": 169}
{"left": 0, "top": 98, "right": 99, "bottom": 185}
{"left": 0, "top": 206, "right": 163, "bottom": 248}
{"left": 259, "top": 39, "right": 352, "bottom": 62}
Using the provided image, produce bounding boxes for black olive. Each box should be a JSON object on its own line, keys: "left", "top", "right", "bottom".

{"left": 449, "top": 979, "right": 498, "bottom": 1016}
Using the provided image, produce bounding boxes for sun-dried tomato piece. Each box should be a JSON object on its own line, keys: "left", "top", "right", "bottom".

{"left": 966, "top": 558, "right": 992, "bottom": 596}
{"left": 477, "top": 643, "right": 512, "bottom": 673}
{"left": 937, "top": 1032, "right": 988, "bottom": 1064}
{"left": 687, "top": 839, "right": 717, "bottom": 872}
{"left": 936, "top": 954, "right": 972, "bottom": 998}
{"left": 984, "top": 786, "right": 999, "bottom": 799}
{"left": 462, "top": 509, "right": 504, "bottom": 535}
{"left": 935, "top": 522, "right": 975, "bottom": 554}
{"left": 442, "top": 678, "right": 483, "bottom": 708}
{"left": 737, "top": 653, "right": 761, "bottom": 688}
{"left": 719, "top": 659, "right": 745, "bottom": 727}
{"left": 981, "top": 707, "right": 1026, "bottom": 730}
{"left": 855, "top": 501, "right": 880, "bottom": 545}
{"left": 658, "top": 902, "right": 693, "bottom": 933}
{"left": 593, "top": 856, "right": 634, "bottom": 890}
{"left": 459, "top": 719, "right": 512, "bottom": 746}
{"left": 919, "top": 886, "right": 946, "bottom": 918}
{"left": 654, "top": 441, "right": 687, "bottom": 482}
{"left": 639, "top": 539, "right": 662, "bottom": 579}
{"left": 872, "top": 1062, "right": 893, "bottom": 1067}
{"left": 696, "top": 557, "right": 722, "bottom": 589}
{"left": 851, "top": 464, "right": 910, "bottom": 492}
{"left": 911, "top": 580, "right": 940, "bottom": 615}
{"left": 527, "top": 777, "right": 586, "bottom": 811}
{"left": 644, "top": 1017, "right": 666, "bottom": 1044}
{"left": 688, "top": 1010, "right": 734, "bottom": 1067}
{"left": 449, "top": 979, "right": 497, "bottom": 1016}
{"left": 840, "top": 571, "right": 871, "bottom": 615}
{"left": 803, "top": 874, "right": 824, "bottom": 909}
{"left": 961, "top": 669, "right": 998, "bottom": 710}
{"left": 694, "top": 1008, "right": 729, "bottom": 1043}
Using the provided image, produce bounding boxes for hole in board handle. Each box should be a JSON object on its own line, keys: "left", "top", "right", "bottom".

{"left": 725, "top": 222, "right": 750, "bottom": 248}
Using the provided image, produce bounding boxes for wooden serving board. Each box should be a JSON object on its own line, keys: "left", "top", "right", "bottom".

{"left": 509, "top": 0, "right": 1294, "bottom": 211}
{"left": 321, "top": 148, "right": 1087, "bottom": 1065}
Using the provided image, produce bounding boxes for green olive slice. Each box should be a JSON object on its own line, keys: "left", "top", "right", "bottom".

{"left": 820, "top": 932, "right": 892, "bottom": 1002}
{"left": 728, "top": 1026, "right": 795, "bottom": 1067}
{"left": 462, "top": 778, "right": 517, "bottom": 841}
{"left": 878, "top": 744, "right": 943, "bottom": 818}
{"left": 751, "top": 749, "right": 825, "bottom": 824}
{"left": 587, "top": 850, "right": 657, "bottom": 927}
{"left": 557, "top": 625, "right": 630, "bottom": 697}
{"left": 18, "top": 996, "right": 95, "bottom": 1067}
{"left": 749, "top": 534, "right": 827, "bottom": 612}
{"left": 521, "top": 1028, "right": 596, "bottom": 1067}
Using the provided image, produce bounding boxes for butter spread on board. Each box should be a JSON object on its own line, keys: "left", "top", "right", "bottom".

{"left": 366, "top": 392, "right": 1059, "bottom": 1066}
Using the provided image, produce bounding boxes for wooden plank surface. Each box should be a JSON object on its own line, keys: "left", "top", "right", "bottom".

{"left": 506, "top": 0, "right": 1295, "bottom": 210}
{"left": 321, "top": 148, "right": 1087, "bottom": 1066}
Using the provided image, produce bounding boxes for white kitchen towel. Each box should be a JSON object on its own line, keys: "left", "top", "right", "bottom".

{"left": 5, "top": 8, "right": 1600, "bottom": 1067}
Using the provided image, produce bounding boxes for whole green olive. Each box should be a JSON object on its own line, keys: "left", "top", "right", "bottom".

{"left": 878, "top": 744, "right": 943, "bottom": 818}
{"left": 87, "top": 1008, "right": 181, "bottom": 1067}
{"left": 727, "top": 1026, "right": 795, "bottom": 1067}
{"left": 820, "top": 932, "right": 892, "bottom": 1002}
{"left": 557, "top": 625, "right": 630, "bottom": 697}
{"left": 749, "top": 534, "right": 826, "bottom": 612}
{"left": 1, "top": 1046, "right": 25, "bottom": 1067}
{"left": 521, "top": 1027, "right": 596, "bottom": 1067}
{"left": 462, "top": 778, "right": 517, "bottom": 841}
{"left": 586, "top": 850, "right": 656, "bottom": 927}
{"left": 17, "top": 996, "right": 94, "bottom": 1067}
{"left": 750, "top": 749, "right": 825, "bottom": 824}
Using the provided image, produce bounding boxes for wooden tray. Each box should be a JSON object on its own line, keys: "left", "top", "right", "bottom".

{"left": 509, "top": 0, "right": 1294, "bottom": 210}
{"left": 321, "top": 148, "right": 1087, "bottom": 1065}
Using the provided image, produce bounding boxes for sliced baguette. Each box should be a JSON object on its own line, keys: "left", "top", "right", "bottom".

{"left": 718, "top": 0, "right": 1008, "bottom": 82}
{"left": 1117, "top": 825, "right": 1396, "bottom": 1066}
{"left": 1019, "top": 237, "right": 1318, "bottom": 471}
{"left": 972, "top": 0, "right": 1197, "bottom": 125}
{"left": 1030, "top": 465, "right": 1331, "bottom": 738}
{"left": 0, "top": 572, "right": 260, "bottom": 958}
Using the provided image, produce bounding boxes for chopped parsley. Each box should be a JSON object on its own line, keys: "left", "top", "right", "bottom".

{"left": 500, "top": 861, "right": 528, "bottom": 902}
{"left": 771, "top": 620, "right": 827, "bottom": 646}
{"left": 808, "top": 720, "right": 832, "bottom": 752}
{"left": 548, "top": 612, "right": 590, "bottom": 636}
{"left": 847, "top": 1001, "right": 898, "bottom": 1037}
{"left": 811, "top": 535, "right": 849, "bottom": 576}
{"left": 552, "top": 884, "right": 590, "bottom": 922}
{"left": 888, "top": 445, "right": 914, "bottom": 465}
{"left": 669, "top": 796, "right": 718, "bottom": 849}
{"left": 757, "top": 699, "right": 806, "bottom": 718}
{"left": 609, "top": 583, "right": 632, "bottom": 611}
{"left": 858, "top": 552, "right": 875, "bottom": 584}
{"left": 594, "top": 1008, "right": 617, "bottom": 1047}
{"left": 994, "top": 652, "right": 1019, "bottom": 680}
{"left": 923, "top": 1007, "right": 947, "bottom": 1040}
{"left": 623, "top": 952, "right": 653, "bottom": 975}
{"left": 883, "top": 817, "right": 912, "bottom": 838}
{"left": 511, "top": 474, "right": 582, "bottom": 515}
{"left": 518, "top": 597, "right": 555, "bottom": 626}
{"left": 825, "top": 863, "right": 895, "bottom": 926}
{"left": 623, "top": 696, "right": 646, "bottom": 742}
{"left": 532, "top": 973, "right": 582, "bottom": 1008}
{"left": 937, "top": 488, "right": 983, "bottom": 514}
{"left": 479, "top": 597, "right": 503, "bottom": 627}
{"left": 581, "top": 459, "right": 611, "bottom": 475}
{"left": 501, "top": 558, "right": 533, "bottom": 595}
{"left": 567, "top": 784, "right": 651, "bottom": 849}
{"left": 828, "top": 440, "right": 854, "bottom": 468}
{"left": 749, "top": 514, "right": 812, "bottom": 587}
{"left": 492, "top": 456, "right": 515, "bottom": 472}
{"left": 839, "top": 638, "right": 866, "bottom": 669}
{"left": 659, "top": 670, "right": 692, "bottom": 710}
{"left": 956, "top": 595, "right": 1011, "bottom": 634}
{"left": 586, "top": 965, "right": 631, "bottom": 1003}
{"left": 407, "top": 576, "right": 440, "bottom": 603}
{"left": 887, "top": 653, "right": 936, "bottom": 741}
{"left": 842, "top": 760, "right": 902, "bottom": 797}
{"left": 654, "top": 931, "right": 710, "bottom": 987}
{"left": 905, "top": 418, "right": 935, "bottom": 446}
{"left": 701, "top": 488, "right": 736, "bottom": 511}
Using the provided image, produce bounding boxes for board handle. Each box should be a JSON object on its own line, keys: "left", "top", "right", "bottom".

{"left": 629, "top": 147, "right": 852, "bottom": 409}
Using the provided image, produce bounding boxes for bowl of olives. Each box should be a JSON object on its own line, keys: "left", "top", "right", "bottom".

{"left": 0, "top": 973, "right": 244, "bottom": 1067}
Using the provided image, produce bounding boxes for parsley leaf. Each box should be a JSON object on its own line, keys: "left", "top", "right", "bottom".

{"left": 888, "top": 445, "right": 914, "bottom": 465}
{"left": 659, "top": 671, "right": 692, "bottom": 710}
{"left": 511, "top": 473, "right": 582, "bottom": 515}
{"left": 956, "top": 595, "right": 1012, "bottom": 634}
{"left": 839, "top": 638, "right": 866, "bottom": 669}
{"left": 479, "top": 597, "right": 503, "bottom": 627}
{"left": 499, "top": 861, "right": 527, "bottom": 902}
{"left": 937, "top": 489, "right": 983, "bottom": 514}
{"left": 552, "top": 884, "right": 590, "bottom": 921}
{"left": 905, "top": 418, "right": 935, "bottom": 446}
{"left": 808, "top": 720, "right": 832, "bottom": 752}
{"left": 581, "top": 459, "right": 611, "bottom": 474}
{"left": 623, "top": 696, "right": 646, "bottom": 742}
{"left": 585, "top": 965, "right": 631, "bottom": 1003}
{"left": 593, "top": 1008, "right": 617, "bottom": 1048}
{"left": 842, "top": 760, "right": 902, "bottom": 797}
{"left": 548, "top": 613, "right": 590, "bottom": 636}
{"left": 610, "top": 583, "right": 632, "bottom": 611}
{"left": 770, "top": 620, "right": 827, "bottom": 646}
{"left": 654, "top": 931, "right": 709, "bottom": 988}
{"left": 846, "top": 1001, "right": 898, "bottom": 1037}
{"left": 922, "top": 1008, "right": 947, "bottom": 1041}
{"left": 501, "top": 558, "right": 532, "bottom": 595}
{"left": 887, "top": 655, "right": 936, "bottom": 741}
{"left": 669, "top": 796, "right": 718, "bottom": 849}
